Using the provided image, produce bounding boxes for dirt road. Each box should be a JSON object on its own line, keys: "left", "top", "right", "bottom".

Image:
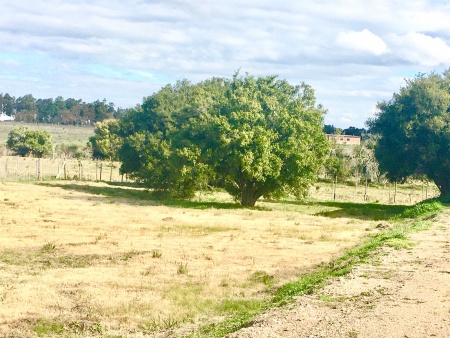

{"left": 228, "top": 210, "right": 450, "bottom": 338}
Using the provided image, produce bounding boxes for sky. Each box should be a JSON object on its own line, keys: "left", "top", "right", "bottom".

{"left": 1, "top": 1, "right": 450, "bottom": 128}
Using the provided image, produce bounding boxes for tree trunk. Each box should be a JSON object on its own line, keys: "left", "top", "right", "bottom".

{"left": 241, "top": 189, "right": 261, "bottom": 207}
{"left": 434, "top": 177, "right": 450, "bottom": 197}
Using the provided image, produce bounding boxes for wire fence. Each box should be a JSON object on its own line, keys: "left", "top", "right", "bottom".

{"left": 0, "top": 155, "right": 441, "bottom": 205}
{"left": 0, "top": 156, "right": 125, "bottom": 182}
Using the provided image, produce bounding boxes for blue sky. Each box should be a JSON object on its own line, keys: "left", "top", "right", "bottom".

{"left": 1, "top": 0, "right": 449, "bottom": 127}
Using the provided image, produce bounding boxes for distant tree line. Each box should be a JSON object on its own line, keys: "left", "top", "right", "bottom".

{"left": 323, "top": 124, "right": 367, "bottom": 138}
{"left": 0, "top": 93, "right": 129, "bottom": 125}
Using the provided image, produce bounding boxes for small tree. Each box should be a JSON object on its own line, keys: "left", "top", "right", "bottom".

{"left": 6, "top": 127, "right": 53, "bottom": 158}
{"left": 88, "top": 121, "right": 122, "bottom": 160}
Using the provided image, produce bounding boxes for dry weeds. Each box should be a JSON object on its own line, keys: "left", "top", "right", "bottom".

{"left": 0, "top": 180, "right": 381, "bottom": 337}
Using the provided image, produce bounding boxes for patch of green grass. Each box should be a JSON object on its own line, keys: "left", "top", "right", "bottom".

{"left": 385, "top": 238, "right": 416, "bottom": 250}
{"left": 215, "top": 298, "right": 263, "bottom": 314}
{"left": 33, "top": 319, "right": 65, "bottom": 337}
{"left": 396, "top": 200, "right": 444, "bottom": 219}
{"left": 249, "top": 271, "right": 275, "bottom": 287}
{"left": 68, "top": 321, "right": 104, "bottom": 335}
{"left": 318, "top": 294, "right": 348, "bottom": 302}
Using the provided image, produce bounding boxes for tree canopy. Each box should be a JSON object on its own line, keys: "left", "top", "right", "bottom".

{"left": 6, "top": 127, "right": 53, "bottom": 158}
{"left": 368, "top": 70, "right": 450, "bottom": 196}
{"left": 114, "top": 74, "right": 329, "bottom": 206}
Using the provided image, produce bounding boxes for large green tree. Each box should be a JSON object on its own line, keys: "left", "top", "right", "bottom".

{"left": 117, "top": 74, "right": 329, "bottom": 206}
{"left": 368, "top": 70, "right": 450, "bottom": 196}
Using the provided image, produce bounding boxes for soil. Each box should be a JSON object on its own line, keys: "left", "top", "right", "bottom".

{"left": 228, "top": 209, "right": 450, "bottom": 338}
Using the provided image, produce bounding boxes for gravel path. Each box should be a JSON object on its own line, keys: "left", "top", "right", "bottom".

{"left": 227, "top": 210, "right": 450, "bottom": 338}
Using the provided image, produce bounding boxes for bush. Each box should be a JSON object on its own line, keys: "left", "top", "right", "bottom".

{"left": 6, "top": 127, "right": 53, "bottom": 158}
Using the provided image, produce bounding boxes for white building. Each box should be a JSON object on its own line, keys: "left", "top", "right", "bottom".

{"left": 0, "top": 113, "right": 14, "bottom": 121}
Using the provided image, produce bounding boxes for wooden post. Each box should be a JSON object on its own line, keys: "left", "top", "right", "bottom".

{"left": 95, "top": 160, "right": 98, "bottom": 181}
{"left": 388, "top": 183, "right": 391, "bottom": 204}
{"left": 333, "top": 175, "right": 337, "bottom": 201}
{"left": 99, "top": 163, "right": 103, "bottom": 181}
{"left": 364, "top": 178, "right": 368, "bottom": 202}
{"left": 394, "top": 181, "right": 397, "bottom": 204}
{"left": 56, "top": 161, "right": 66, "bottom": 179}
{"left": 109, "top": 162, "right": 113, "bottom": 182}
{"left": 36, "top": 159, "right": 42, "bottom": 180}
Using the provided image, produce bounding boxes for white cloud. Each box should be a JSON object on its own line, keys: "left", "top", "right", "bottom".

{"left": 0, "top": 1, "right": 450, "bottom": 127}
{"left": 336, "top": 29, "right": 388, "bottom": 56}
{"left": 388, "top": 32, "right": 450, "bottom": 66}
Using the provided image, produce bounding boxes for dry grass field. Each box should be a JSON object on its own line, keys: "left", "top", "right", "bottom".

{"left": 0, "top": 178, "right": 425, "bottom": 337}
{"left": 0, "top": 156, "right": 123, "bottom": 182}
{"left": 0, "top": 122, "right": 94, "bottom": 147}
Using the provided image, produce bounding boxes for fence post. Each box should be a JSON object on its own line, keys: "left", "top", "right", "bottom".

{"left": 333, "top": 175, "right": 337, "bottom": 201}
{"left": 394, "top": 181, "right": 397, "bottom": 204}
{"left": 364, "top": 178, "right": 368, "bottom": 202}
{"left": 36, "top": 159, "right": 42, "bottom": 180}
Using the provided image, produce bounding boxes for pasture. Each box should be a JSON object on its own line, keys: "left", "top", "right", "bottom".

{"left": 0, "top": 178, "right": 438, "bottom": 337}
{"left": 0, "top": 122, "right": 94, "bottom": 147}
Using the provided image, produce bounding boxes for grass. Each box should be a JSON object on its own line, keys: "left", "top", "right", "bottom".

{"left": 314, "top": 201, "right": 410, "bottom": 220}
{"left": 33, "top": 319, "right": 65, "bottom": 337}
{"left": 0, "top": 179, "right": 446, "bottom": 337}
{"left": 187, "top": 197, "right": 447, "bottom": 337}
{"left": 0, "top": 122, "right": 94, "bottom": 147}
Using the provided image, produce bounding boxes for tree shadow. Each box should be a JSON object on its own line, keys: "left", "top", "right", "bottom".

{"left": 261, "top": 198, "right": 411, "bottom": 221}
{"left": 39, "top": 182, "right": 267, "bottom": 210}
{"left": 313, "top": 201, "right": 410, "bottom": 221}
